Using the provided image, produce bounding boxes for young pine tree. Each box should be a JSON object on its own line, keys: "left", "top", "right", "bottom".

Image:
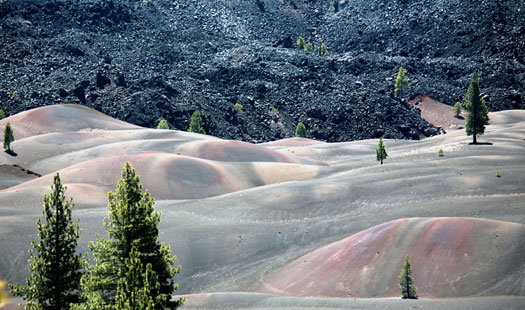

{"left": 10, "top": 174, "right": 85, "bottom": 310}
{"left": 394, "top": 66, "right": 409, "bottom": 97}
{"left": 157, "top": 119, "right": 170, "bottom": 130}
{"left": 0, "top": 108, "right": 5, "bottom": 120}
{"left": 295, "top": 122, "right": 307, "bottom": 138}
{"left": 3, "top": 122, "right": 14, "bottom": 151}
{"left": 398, "top": 255, "right": 418, "bottom": 299}
{"left": 79, "top": 162, "right": 183, "bottom": 310}
{"left": 376, "top": 137, "right": 388, "bottom": 165}
{"left": 465, "top": 71, "right": 489, "bottom": 144}
{"left": 317, "top": 43, "right": 328, "bottom": 56}
{"left": 453, "top": 101, "right": 462, "bottom": 117}
{"left": 188, "top": 110, "right": 206, "bottom": 134}
{"left": 297, "top": 36, "right": 305, "bottom": 50}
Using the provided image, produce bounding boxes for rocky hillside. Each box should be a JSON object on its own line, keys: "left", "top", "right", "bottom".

{"left": 0, "top": 0, "right": 523, "bottom": 142}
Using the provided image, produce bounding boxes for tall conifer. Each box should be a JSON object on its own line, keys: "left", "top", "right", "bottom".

{"left": 79, "top": 162, "right": 183, "bottom": 310}
{"left": 398, "top": 255, "right": 417, "bottom": 299}
{"left": 10, "top": 174, "right": 84, "bottom": 310}
{"left": 465, "top": 71, "right": 489, "bottom": 144}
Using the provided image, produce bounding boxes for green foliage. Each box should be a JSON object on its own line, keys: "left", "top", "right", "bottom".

{"left": 11, "top": 90, "right": 19, "bottom": 98}
{"left": 465, "top": 71, "right": 489, "bottom": 144}
{"left": 394, "top": 66, "right": 409, "bottom": 97}
{"left": 188, "top": 110, "right": 206, "bottom": 134}
{"left": 453, "top": 101, "right": 462, "bottom": 117}
{"left": 295, "top": 122, "right": 307, "bottom": 138}
{"left": 157, "top": 119, "right": 169, "bottom": 130}
{"left": 317, "top": 43, "right": 328, "bottom": 56}
{"left": 438, "top": 147, "right": 444, "bottom": 157}
{"left": 270, "top": 107, "right": 278, "bottom": 116}
{"left": 115, "top": 247, "right": 159, "bottom": 310}
{"left": 376, "top": 137, "right": 388, "bottom": 165}
{"left": 78, "top": 163, "right": 184, "bottom": 310}
{"left": 10, "top": 174, "right": 85, "bottom": 310}
{"left": 496, "top": 170, "right": 501, "bottom": 178}
{"left": 398, "top": 255, "right": 418, "bottom": 299}
{"left": 304, "top": 42, "right": 313, "bottom": 52}
{"left": 3, "top": 122, "right": 14, "bottom": 151}
{"left": 0, "top": 108, "right": 5, "bottom": 120}
{"left": 332, "top": 0, "right": 339, "bottom": 12}
{"left": 297, "top": 36, "right": 305, "bottom": 50}
{"left": 234, "top": 103, "right": 243, "bottom": 111}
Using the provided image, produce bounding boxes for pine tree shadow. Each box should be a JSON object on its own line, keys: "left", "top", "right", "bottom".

{"left": 454, "top": 115, "right": 465, "bottom": 120}
{"left": 5, "top": 149, "right": 17, "bottom": 156}
{"left": 469, "top": 142, "right": 493, "bottom": 145}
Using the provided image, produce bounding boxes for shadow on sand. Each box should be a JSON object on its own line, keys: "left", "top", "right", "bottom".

{"left": 5, "top": 149, "right": 17, "bottom": 156}
{"left": 469, "top": 142, "right": 493, "bottom": 145}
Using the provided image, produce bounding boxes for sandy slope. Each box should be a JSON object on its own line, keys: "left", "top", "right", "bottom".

{"left": 0, "top": 105, "right": 524, "bottom": 308}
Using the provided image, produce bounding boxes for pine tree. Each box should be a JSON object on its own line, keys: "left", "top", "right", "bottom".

{"left": 394, "top": 66, "right": 409, "bottom": 97}
{"left": 115, "top": 246, "right": 159, "bottom": 310}
{"left": 10, "top": 174, "right": 85, "bottom": 310}
{"left": 79, "top": 162, "right": 184, "bottom": 310}
{"left": 0, "top": 108, "right": 5, "bottom": 120}
{"left": 157, "top": 119, "right": 169, "bottom": 130}
{"left": 3, "top": 122, "right": 14, "bottom": 151}
{"left": 317, "top": 43, "right": 328, "bottom": 56}
{"left": 188, "top": 110, "right": 205, "bottom": 134}
{"left": 453, "top": 101, "right": 462, "bottom": 117}
{"left": 465, "top": 71, "right": 489, "bottom": 144}
{"left": 376, "top": 137, "right": 388, "bottom": 165}
{"left": 295, "top": 122, "right": 307, "bottom": 138}
{"left": 297, "top": 36, "right": 305, "bottom": 50}
{"left": 398, "top": 255, "right": 418, "bottom": 299}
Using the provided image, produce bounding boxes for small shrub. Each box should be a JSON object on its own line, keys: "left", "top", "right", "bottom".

{"left": 297, "top": 36, "right": 305, "bottom": 50}
{"left": 317, "top": 43, "right": 329, "bottom": 56}
{"left": 295, "top": 122, "right": 307, "bottom": 138}
{"left": 157, "top": 119, "right": 169, "bottom": 130}
{"left": 0, "top": 108, "right": 5, "bottom": 120}
{"left": 270, "top": 107, "right": 278, "bottom": 116}
{"left": 11, "top": 90, "right": 19, "bottom": 98}
{"left": 234, "top": 103, "right": 243, "bottom": 111}
{"left": 188, "top": 110, "right": 206, "bottom": 134}
{"left": 496, "top": 170, "right": 501, "bottom": 178}
{"left": 394, "top": 66, "right": 409, "bottom": 97}
{"left": 454, "top": 101, "right": 462, "bottom": 117}
{"left": 304, "top": 42, "right": 313, "bottom": 52}
{"left": 438, "top": 148, "right": 444, "bottom": 157}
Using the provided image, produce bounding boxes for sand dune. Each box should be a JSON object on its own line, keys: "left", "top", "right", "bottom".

{"left": 0, "top": 105, "right": 524, "bottom": 307}
{"left": 0, "top": 104, "right": 139, "bottom": 140}
{"left": 0, "top": 152, "right": 323, "bottom": 210}
{"left": 260, "top": 217, "right": 525, "bottom": 298}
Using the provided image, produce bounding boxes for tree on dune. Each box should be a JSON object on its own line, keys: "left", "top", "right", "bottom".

{"left": 398, "top": 255, "right": 418, "bottom": 299}
{"left": 376, "top": 137, "right": 388, "bottom": 165}
{"left": 10, "top": 174, "right": 85, "bottom": 310}
{"left": 465, "top": 71, "right": 489, "bottom": 144}
{"left": 78, "top": 162, "right": 184, "bottom": 310}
